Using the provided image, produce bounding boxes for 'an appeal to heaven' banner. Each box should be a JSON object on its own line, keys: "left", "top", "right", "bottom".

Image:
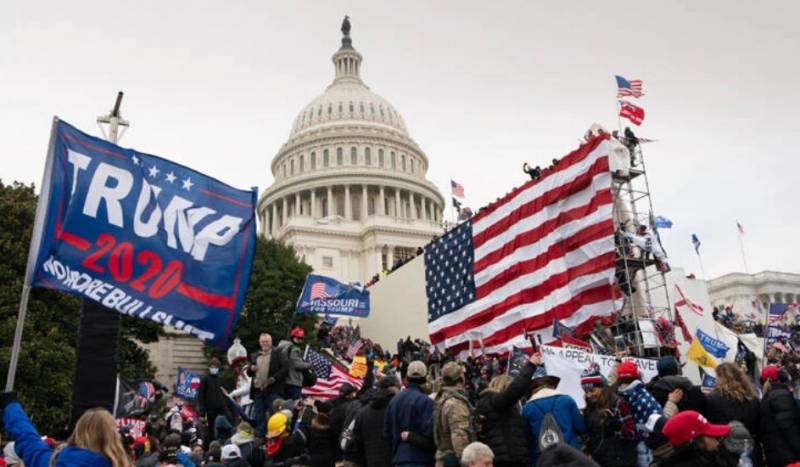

{"left": 30, "top": 120, "right": 257, "bottom": 346}
{"left": 296, "top": 274, "right": 370, "bottom": 317}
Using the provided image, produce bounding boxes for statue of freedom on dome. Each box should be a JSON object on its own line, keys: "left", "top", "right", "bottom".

{"left": 341, "top": 15, "right": 351, "bottom": 37}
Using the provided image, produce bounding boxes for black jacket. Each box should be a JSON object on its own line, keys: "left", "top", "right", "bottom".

{"left": 197, "top": 374, "right": 230, "bottom": 418}
{"left": 760, "top": 384, "right": 800, "bottom": 467}
{"left": 354, "top": 390, "right": 395, "bottom": 467}
{"left": 646, "top": 375, "right": 707, "bottom": 415}
{"left": 475, "top": 362, "right": 534, "bottom": 465}
{"left": 706, "top": 390, "right": 762, "bottom": 466}
{"left": 583, "top": 407, "right": 637, "bottom": 467}
{"left": 308, "top": 416, "right": 337, "bottom": 467}
{"left": 655, "top": 445, "right": 737, "bottom": 467}
{"left": 267, "top": 408, "right": 314, "bottom": 466}
{"left": 247, "top": 349, "right": 289, "bottom": 397}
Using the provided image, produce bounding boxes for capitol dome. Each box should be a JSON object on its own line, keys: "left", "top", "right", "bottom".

{"left": 290, "top": 81, "right": 409, "bottom": 137}
{"left": 258, "top": 17, "right": 445, "bottom": 284}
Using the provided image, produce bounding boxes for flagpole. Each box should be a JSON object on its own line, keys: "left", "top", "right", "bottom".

{"left": 737, "top": 230, "right": 750, "bottom": 274}
{"left": 6, "top": 117, "right": 60, "bottom": 391}
{"left": 696, "top": 252, "right": 707, "bottom": 280}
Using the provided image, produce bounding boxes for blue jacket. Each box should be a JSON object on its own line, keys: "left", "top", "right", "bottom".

{"left": 522, "top": 389, "right": 586, "bottom": 465}
{"left": 384, "top": 383, "right": 435, "bottom": 466}
{"left": 3, "top": 402, "right": 111, "bottom": 467}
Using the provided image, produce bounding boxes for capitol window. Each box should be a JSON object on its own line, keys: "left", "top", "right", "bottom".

{"left": 300, "top": 155, "right": 305, "bottom": 172}
{"left": 391, "top": 151, "right": 396, "bottom": 169}
{"left": 323, "top": 149, "right": 329, "bottom": 167}
{"left": 337, "top": 147, "right": 343, "bottom": 165}
{"left": 322, "top": 256, "right": 333, "bottom": 268}
{"left": 350, "top": 147, "right": 357, "bottom": 164}
{"left": 338, "top": 102, "right": 343, "bottom": 113}
{"left": 365, "top": 147, "right": 371, "bottom": 165}
{"left": 370, "top": 103, "right": 375, "bottom": 115}
{"left": 349, "top": 102, "right": 354, "bottom": 112}
{"left": 328, "top": 104, "right": 332, "bottom": 115}
{"left": 378, "top": 149, "right": 384, "bottom": 167}
{"left": 360, "top": 102, "right": 364, "bottom": 113}
{"left": 411, "top": 158, "right": 415, "bottom": 174}
{"left": 311, "top": 151, "right": 316, "bottom": 169}
{"left": 290, "top": 159, "right": 295, "bottom": 175}
{"left": 401, "top": 155, "right": 406, "bottom": 171}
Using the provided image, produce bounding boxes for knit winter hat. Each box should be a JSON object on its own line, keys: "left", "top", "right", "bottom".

{"left": 580, "top": 363, "right": 607, "bottom": 389}
{"left": 656, "top": 356, "right": 679, "bottom": 377}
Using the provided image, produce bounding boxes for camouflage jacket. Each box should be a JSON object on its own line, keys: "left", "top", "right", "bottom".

{"left": 433, "top": 386, "right": 475, "bottom": 460}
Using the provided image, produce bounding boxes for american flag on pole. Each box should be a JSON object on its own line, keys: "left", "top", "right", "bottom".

{"left": 426, "top": 134, "right": 620, "bottom": 355}
{"left": 736, "top": 221, "right": 745, "bottom": 235}
{"left": 451, "top": 180, "right": 465, "bottom": 198}
{"left": 615, "top": 75, "right": 644, "bottom": 98}
{"left": 674, "top": 284, "right": 704, "bottom": 316}
{"left": 302, "top": 347, "right": 363, "bottom": 399}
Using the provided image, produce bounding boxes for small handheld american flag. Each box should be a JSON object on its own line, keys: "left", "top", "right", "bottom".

{"left": 303, "top": 347, "right": 363, "bottom": 399}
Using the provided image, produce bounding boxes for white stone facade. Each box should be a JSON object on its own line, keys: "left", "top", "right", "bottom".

{"left": 706, "top": 270, "right": 800, "bottom": 315}
{"left": 257, "top": 24, "right": 444, "bottom": 283}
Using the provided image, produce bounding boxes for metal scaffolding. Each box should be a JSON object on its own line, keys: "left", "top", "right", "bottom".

{"left": 597, "top": 139, "right": 673, "bottom": 357}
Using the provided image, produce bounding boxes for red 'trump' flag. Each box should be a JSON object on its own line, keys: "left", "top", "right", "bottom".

{"left": 619, "top": 101, "right": 645, "bottom": 126}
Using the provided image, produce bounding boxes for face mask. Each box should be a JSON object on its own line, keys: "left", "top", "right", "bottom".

{"left": 209, "top": 367, "right": 219, "bottom": 375}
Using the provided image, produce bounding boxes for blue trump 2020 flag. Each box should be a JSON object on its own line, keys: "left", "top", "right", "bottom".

{"left": 29, "top": 120, "right": 257, "bottom": 346}
{"left": 296, "top": 274, "right": 370, "bottom": 317}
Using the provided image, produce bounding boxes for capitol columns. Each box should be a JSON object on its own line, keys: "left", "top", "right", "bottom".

{"left": 310, "top": 189, "right": 317, "bottom": 218}
{"left": 379, "top": 186, "right": 386, "bottom": 215}
{"left": 361, "top": 185, "right": 368, "bottom": 218}
{"left": 394, "top": 188, "right": 401, "bottom": 218}
{"left": 344, "top": 185, "right": 352, "bottom": 219}
{"left": 295, "top": 192, "right": 301, "bottom": 216}
{"left": 282, "top": 197, "right": 288, "bottom": 225}
{"left": 410, "top": 192, "right": 418, "bottom": 219}
{"left": 271, "top": 203, "right": 278, "bottom": 237}
{"left": 327, "top": 186, "right": 333, "bottom": 217}
{"left": 421, "top": 196, "right": 428, "bottom": 220}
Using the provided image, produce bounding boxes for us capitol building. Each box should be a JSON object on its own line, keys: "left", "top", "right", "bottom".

{"left": 257, "top": 18, "right": 445, "bottom": 283}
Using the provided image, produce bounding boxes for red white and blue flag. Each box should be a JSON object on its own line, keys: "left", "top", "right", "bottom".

{"left": 297, "top": 274, "right": 370, "bottom": 318}
{"left": 27, "top": 120, "right": 257, "bottom": 347}
{"left": 303, "top": 347, "right": 363, "bottom": 399}
{"left": 615, "top": 75, "right": 644, "bottom": 98}
{"left": 426, "top": 134, "right": 620, "bottom": 355}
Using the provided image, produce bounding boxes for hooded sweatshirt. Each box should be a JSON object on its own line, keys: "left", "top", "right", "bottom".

{"left": 3, "top": 402, "right": 111, "bottom": 467}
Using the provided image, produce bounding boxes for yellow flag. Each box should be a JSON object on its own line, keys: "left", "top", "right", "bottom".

{"left": 349, "top": 355, "right": 368, "bottom": 378}
{"left": 686, "top": 338, "right": 717, "bottom": 369}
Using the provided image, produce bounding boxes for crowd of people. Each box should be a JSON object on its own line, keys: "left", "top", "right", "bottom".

{"left": 2, "top": 324, "right": 800, "bottom": 467}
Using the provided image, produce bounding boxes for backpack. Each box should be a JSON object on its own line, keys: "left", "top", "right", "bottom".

{"left": 338, "top": 400, "right": 364, "bottom": 454}
{"left": 433, "top": 391, "right": 478, "bottom": 450}
{"left": 530, "top": 397, "right": 565, "bottom": 452}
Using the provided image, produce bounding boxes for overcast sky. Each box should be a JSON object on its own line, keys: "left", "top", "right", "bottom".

{"left": 2, "top": 1, "right": 798, "bottom": 279}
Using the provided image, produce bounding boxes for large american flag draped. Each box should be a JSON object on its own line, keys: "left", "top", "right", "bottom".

{"left": 302, "top": 347, "right": 363, "bottom": 399}
{"left": 426, "top": 134, "right": 620, "bottom": 355}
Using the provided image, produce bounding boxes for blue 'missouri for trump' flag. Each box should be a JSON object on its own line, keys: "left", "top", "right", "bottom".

{"left": 28, "top": 120, "right": 257, "bottom": 347}
{"left": 296, "top": 274, "right": 370, "bottom": 317}
{"left": 426, "top": 133, "right": 621, "bottom": 355}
